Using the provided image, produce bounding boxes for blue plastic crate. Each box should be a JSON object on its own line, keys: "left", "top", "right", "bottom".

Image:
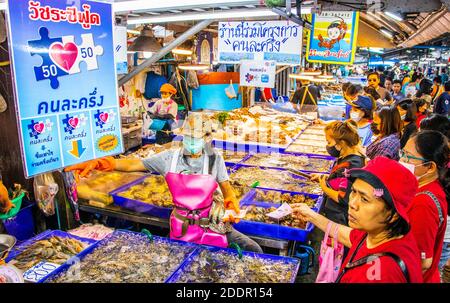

{"left": 6, "top": 230, "right": 98, "bottom": 283}
{"left": 241, "top": 188, "right": 323, "bottom": 210}
{"left": 240, "top": 152, "right": 334, "bottom": 174}
{"left": 166, "top": 245, "right": 300, "bottom": 283}
{"left": 229, "top": 164, "right": 323, "bottom": 195}
{"left": 40, "top": 230, "right": 199, "bottom": 283}
{"left": 233, "top": 201, "right": 318, "bottom": 242}
{"left": 109, "top": 174, "right": 173, "bottom": 218}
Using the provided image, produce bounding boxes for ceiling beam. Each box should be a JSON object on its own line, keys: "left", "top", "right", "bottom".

{"left": 118, "top": 19, "right": 213, "bottom": 86}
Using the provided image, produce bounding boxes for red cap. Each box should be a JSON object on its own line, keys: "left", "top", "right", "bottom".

{"left": 348, "top": 157, "right": 418, "bottom": 223}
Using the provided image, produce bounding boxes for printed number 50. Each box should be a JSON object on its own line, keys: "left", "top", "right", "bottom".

{"left": 81, "top": 47, "right": 94, "bottom": 58}
{"left": 42, "top": 65, "right": 58, "bottom": 77}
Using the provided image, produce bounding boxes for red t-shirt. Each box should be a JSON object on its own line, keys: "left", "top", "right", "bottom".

{"left": 416, "top": 113, "right": 426, "bottom": 128}
{"left": 407, "top": 180, "right": 448, "bottom": 283}
{"left": 338, "top": 229, "right": 423, "bottom": 283}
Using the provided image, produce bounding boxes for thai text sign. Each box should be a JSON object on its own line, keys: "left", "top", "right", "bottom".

{"left": 218, "top": 21, "right": 302, "bottom": 65}
{"left": 7, "top": 0, "right": 123, "bottom": 177}
{"left": 306, "top": 11, "right": 359, "bottom": 65}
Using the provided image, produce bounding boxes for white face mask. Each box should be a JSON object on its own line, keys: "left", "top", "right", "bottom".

{"left": 350, "top": 111, "right": 362, "bottom": 122}
{"left": 399, "top": 161, "right": 431, "bottom": 180}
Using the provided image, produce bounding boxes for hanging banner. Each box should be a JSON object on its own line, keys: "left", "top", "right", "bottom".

{"left": 7, "top": 0, "right": 123, "bottom": 178}
{"left": 114, "top": 26, "right": 128, "bottom": 74}
{"left": 306, "top": 11, "right": 359, "bottom": 65}
{"left": 239, "top": 60, "right": 276, "bottom": 88}
{"left": 218, "top": 21, "right": 302, "bottom": 65}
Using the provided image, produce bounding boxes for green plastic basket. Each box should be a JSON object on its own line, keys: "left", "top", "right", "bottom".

{"left": 0, "top": 192, "right": 25, "bottom": 220}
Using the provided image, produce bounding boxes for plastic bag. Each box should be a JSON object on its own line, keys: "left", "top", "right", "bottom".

{"left": 316, "top": 222, "right": 344, "bottom": 283}
{"left": 186, "top": 70, "right": 199, "bottom": 89}
{"left": 33, "top": 173, "right": 59, "bottom": 216}
{"left": 225, "top": 80, "right": 237, "bottom": 99}
{"left": 0, "top": 93, "right": 6, "bottom": 113}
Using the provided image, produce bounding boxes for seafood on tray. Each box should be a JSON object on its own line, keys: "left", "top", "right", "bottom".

{"left": 117, "top": 175, "right": 173, "bottom": 208}
{"left": 48, "top": 231, "right": 196, "bottom": 283}
{"left": 285, "top": 144, "right": 328, "bottom": 155}
{"left": 8, "top": 236, "right": 89, "bottom": 271}
{"left": 242, "top": 205, "right": 308, "bottom": 229}
{"left": 244, "top": 153, "right": 333, "bottom": 172}
{"left": 229, "top": 167, "right": 322, "bottom": 194}
{"left": 217, "top": 150, "right": 247, "bottom": 163}
{"left": 253, "top": 190, "right": 317, "bottom": 207}
{"left": 172, "top": 248, "right": 298, "bottom": 283}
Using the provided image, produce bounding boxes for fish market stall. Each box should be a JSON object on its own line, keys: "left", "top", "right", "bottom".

{"left": 39, "top": 230, "right": 299, "bottom": 283}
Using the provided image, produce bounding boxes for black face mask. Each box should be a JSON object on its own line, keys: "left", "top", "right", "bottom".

{"left": 371, "top": 123, "right": 380, "bottom": 135}
{"left": 326, "top": 145, "right": 341, "bottom": 158}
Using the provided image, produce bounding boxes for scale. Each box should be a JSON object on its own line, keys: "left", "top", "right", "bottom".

{"left": 0, "top": 234, "right": 24, "bottom": 283}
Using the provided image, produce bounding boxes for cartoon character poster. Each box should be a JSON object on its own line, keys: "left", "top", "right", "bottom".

{"left": 306, "top": 11, "right": 359, "bottom": 65}
{"left": 6, "top": 0, "right": 123, "bottom": 178}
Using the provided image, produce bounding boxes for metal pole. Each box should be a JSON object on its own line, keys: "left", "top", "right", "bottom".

{"left": 118, "top": 19, "right": 213, "bottom": 86}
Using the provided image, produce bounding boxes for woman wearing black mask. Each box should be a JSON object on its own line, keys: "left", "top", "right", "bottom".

{"left": 311, "top": 120, "right": 366, "bottom": 225}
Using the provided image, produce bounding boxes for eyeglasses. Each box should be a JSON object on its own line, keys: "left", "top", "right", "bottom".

{"left": 399, "top": 150, "right": 428, "bottom": 163}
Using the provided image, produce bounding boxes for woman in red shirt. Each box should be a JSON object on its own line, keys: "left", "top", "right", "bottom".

{"left": 415, "top": 99, "right": 428, "bottom": 129}
{"left": 400, "top": 130, "right": 449, "bottom": 282}
{"left": 293, "top": 157, "right": 423, "bottom": 283}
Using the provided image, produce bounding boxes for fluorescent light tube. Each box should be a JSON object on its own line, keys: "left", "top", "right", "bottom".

{"left": 385, "top": 12, "right": 403, "bottom": 22}
{"left": 380, "top": 29, "right": 394, "bottom": 38}
{"left": 127, "top": 8, "right": 297, "bottom": 24}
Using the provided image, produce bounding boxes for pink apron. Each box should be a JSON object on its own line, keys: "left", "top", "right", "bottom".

{"left": 165, "top": 149, "right": 228, "bottom": 247}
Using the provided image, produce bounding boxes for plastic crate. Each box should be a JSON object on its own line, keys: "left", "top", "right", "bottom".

{"left": 240, "top": 152, "right": 334, "bottom": 174}
{"left": 109, "top": 174, "right": 173, "bottom": 218}
{"left": 166, "top": 245, "right": 300, "bottom": 283}
{"left": 6, "top": 230, "right": 97, "bottom": 283}
{"left": 241, "top": 188, "right": 323, "bottom": 210}
{"left": 233, "top": 201, "right": 318, "bottom": 242}
{"left": 40, "top": 230, "right": 199, "bottom": 283}
{"left": 229, "top": 164, "right": 323, "bottom": 195}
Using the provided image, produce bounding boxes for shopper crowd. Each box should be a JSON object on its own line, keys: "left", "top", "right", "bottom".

{"left": 294, "top": 67, "right": 450, "bottom": 283}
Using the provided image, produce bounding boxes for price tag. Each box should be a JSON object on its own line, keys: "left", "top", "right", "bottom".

{"left": 22, "top": 261, "right": 59, "bottom": 283}
{"left": 266, "top": 203, "right": 293, "bottom": 220}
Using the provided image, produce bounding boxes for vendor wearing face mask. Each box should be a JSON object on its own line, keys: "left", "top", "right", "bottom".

{"left": 348, "top": 95, "right": 375, "bottom": 147}
{"left": 146, "top": 84, "right": 179, "bottom": 144}
{"left": 293, "top": 157, "right": 423, "bottom": 283}
{"left": 313, "top": 120, "right": 366, "bottom": 225}
{"left": 400, "top": 131, "right": 449, "bottom": 283}
{"left": 66, "top": 113, "right": 262, "bottom": 253}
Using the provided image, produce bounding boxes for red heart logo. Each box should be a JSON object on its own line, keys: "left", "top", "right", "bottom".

{"left": 68, "top": 117, "right": 79, "bottom": 129}
{"left": 49, "top": 42, "right": 78, "bottom": 72}
{"left": 34, "top": 122, "right": 45, "bottom": 134}
{"left": 99, "top": 112, "right": 108, "bottom": 123}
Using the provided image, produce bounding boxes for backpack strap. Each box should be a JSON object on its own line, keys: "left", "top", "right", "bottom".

{"left": 416, "top": 191, "right": 444, "bottom": 228}
{"left": 339, "top": 252, "right": 410, "bottom": 283}
{"left": 335, "top": 234, "right": 367, "bottom": 283}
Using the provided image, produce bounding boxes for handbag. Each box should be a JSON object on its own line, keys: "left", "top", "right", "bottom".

{"left": 316, "top": 222, "right": 344, "bottom": 283}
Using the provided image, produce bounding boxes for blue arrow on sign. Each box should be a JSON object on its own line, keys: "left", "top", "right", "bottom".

{"left": 69, "top": 140, "right": 86, "bottom": 158}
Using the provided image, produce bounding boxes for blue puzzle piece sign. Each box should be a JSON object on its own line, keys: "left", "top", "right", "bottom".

{"left": 6, "top": 0, "right": 123, "bottom": 178}
{"left": 28, "top": 27, "right": 69, "bottom": 89}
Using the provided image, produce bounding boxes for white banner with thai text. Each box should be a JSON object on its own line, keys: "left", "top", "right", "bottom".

{"left": 218, "top": 21, "right": 302, "bottom": 65}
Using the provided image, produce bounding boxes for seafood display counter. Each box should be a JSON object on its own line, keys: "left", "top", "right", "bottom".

{"left": 40, "top": 230, "right": 300, "bottom": 283}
